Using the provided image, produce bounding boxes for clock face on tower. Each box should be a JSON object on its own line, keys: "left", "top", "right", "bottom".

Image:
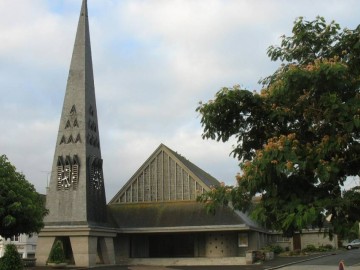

{"left": 92, "top": 167, "right": 102, "bottom": 190}
{"left": 59, "top": 168, "right": 72, "bottom": 188}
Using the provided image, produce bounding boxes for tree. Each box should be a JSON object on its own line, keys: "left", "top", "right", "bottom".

{"left": 333, "top": 187, "right": 360, "bottom": 239}
{"left": 0, "top": 155, "right": 48, "bottom": 239}
{"left": 0, "top": 243, "right": 23, "bottom": 270}
{"left": 47, "top": 240, "right": 66, "bottom": 264}
{"left": 196, "top": 17, "right": 360, "bottom": 237}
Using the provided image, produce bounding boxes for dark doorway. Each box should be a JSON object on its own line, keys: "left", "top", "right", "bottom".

{"left": 149, "top": 234, "right": 195, "bottom": 257}
{"left": 293, "top": 234, "right": 301, "bottom": 250}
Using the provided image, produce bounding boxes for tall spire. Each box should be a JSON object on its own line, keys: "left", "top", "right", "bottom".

{"left": 37, "top": 2, "right": 116, "bottom": 267}
{"left": 45, "top": 0, "right": 107, "bottom": 226}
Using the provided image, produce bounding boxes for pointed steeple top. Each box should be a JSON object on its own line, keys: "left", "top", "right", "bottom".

{"left": 81, "top": 0, "right": 88, "bottom": 17}
{"left": 69, "top": 0, "right": 93, "bottom": 82}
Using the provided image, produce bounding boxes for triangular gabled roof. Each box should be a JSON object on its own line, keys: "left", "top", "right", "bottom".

{"left": 108, "top": 144, "right": 265, "bottom": 233}
{"left": 109, "top": 144, "right": 220, "bottom": 204}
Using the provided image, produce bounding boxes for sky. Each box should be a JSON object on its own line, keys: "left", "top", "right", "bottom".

{"left": 0, "top": 0, "right": 359, "bottom": 202}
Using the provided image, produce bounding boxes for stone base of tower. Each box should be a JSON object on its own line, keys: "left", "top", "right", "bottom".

{"left": 36, "top": 226, "right": 117, "bottom": 267}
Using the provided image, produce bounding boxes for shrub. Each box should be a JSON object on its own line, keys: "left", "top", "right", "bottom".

{"left": 271, "top": 245, "right": 284, "bottom": 254}
{"left": 48, "top": 240, "right": 66, "bottom": 264}
{"left": 264, "top": 244, "right": 284, "bottom": 254}
{"left": 303, "top": 244, "right": 317, "bottom": 252}
{"left": 254, "top": 250, "right": 265, "bottom": 262}
{"left": 318, "top": 244, "right": 333, "bottom": 251}
{"left": 0, "top": 244, "right": 23, "bottom": 270}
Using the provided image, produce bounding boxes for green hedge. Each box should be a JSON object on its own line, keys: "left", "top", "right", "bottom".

{"left": 0, "top": 244, "right": 23, "bottom": 270}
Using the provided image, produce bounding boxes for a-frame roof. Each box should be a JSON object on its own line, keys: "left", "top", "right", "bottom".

{"left": 108, "top": 144, "right": 264, "bottom": 233}
{"left": 109, "top": 144, "right": 220, "bottom": 204}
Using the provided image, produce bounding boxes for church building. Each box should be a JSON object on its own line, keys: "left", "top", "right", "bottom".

{"left": 107, "top": 143, "right": 269, "bottom": 262}
{"left": 35, "top": 0, "right": 337, "bottom": 267}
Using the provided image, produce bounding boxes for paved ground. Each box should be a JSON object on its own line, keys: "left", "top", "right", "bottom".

{"left": 26, "top": 251, "right": 358, "bottom": 270}
{"left": 262, "top": 249, "right": 360, "bottom": 270}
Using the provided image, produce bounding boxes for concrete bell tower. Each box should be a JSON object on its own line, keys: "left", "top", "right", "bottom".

{"left": 36, "top": 0, "right": 116, "bottom": 267}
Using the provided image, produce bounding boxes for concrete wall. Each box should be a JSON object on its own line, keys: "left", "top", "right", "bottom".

{"left": 204, "top": 232, "right": 238, "bottom": 257}
{"left": 114, "top": 235, "right": 130, "bottom": 263}
{"left": 113, "top": 231, "right": 341, "bottom": 260}
{"left": 248, "top": 231, "right": 259, "bottom": 251}
{"left": 117, "top": 232, "right": 252, "bottom": 259}
{"left": 270, "top": 231, "right": 338, "bottom": 251}
{"left": 301, "top": 231, "right": 338, "bottom": 249}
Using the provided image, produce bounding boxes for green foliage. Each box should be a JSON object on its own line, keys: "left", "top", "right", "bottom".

{"left": 197, "top": 181, "right": 252, "bottom": 214}
{"left": 0, "top": 244, "right": 23, "bottom": 270}
{"left": 264, "top": 244, "right": 284, "bottom": 254}
{"left": 48, "top": 240, "right": 66, "bottom": 264}
{"left": 318, "top": 244, "right": 333, "bottom": 251}
{"left": 197, "top": 17, "right": 360, "bottom": 237}
{"left": 0, "top": 155, "right": 48, "bottom": 239}
{"left": 288, "top": 249, "right": 302, "bottom": 256}
{"left": 343, "top": 221, "right": 360, "bottom": 240}
{"left": 332, "top": 188, "right": 360, "bottom": 239}
{"left": 302, "top": 244, "right": 333, "bottom": 252}
{"left": 302, "top": 244, "right": 317, "bottom": 252}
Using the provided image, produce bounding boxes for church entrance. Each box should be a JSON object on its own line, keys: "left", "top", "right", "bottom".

{"left": 130, "top": 233, "right": 195, "bottom": 258}
{"left": 149, "top": 234, "right": 195, "bottom": 257}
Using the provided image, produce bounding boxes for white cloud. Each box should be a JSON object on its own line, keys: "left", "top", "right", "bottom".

{"left": 0, "top": 0, "right": 359, "bottom": 200}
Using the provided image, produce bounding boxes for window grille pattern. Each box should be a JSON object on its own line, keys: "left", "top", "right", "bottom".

{"left": 59, "top": 105, "right": 81, "bottom": 145}
{"left": 113, "top": 148, "right": 209, "bottom": 203}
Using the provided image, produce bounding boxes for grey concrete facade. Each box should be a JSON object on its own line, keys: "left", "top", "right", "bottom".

{"left": 107, "top": 145, "right": 271, "bottom": 262}
{"left": 36, "top": 0, "right": 115, "bottom": 267}
{"left": 45, "top": 0, "right": 106, "bottom": 227}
